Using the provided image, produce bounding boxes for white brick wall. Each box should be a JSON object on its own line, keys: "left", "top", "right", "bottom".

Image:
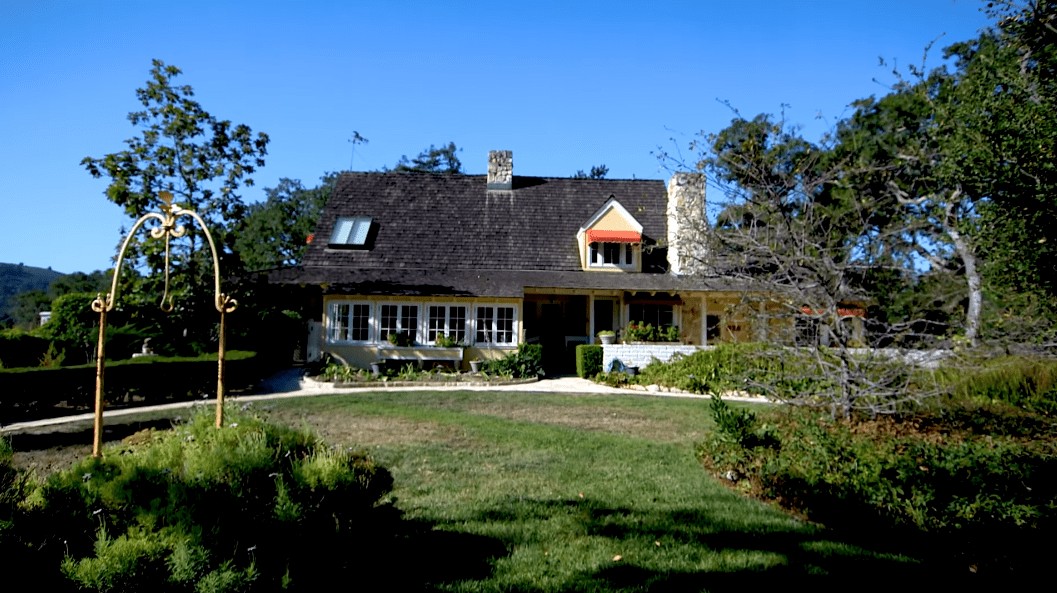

{"left": 602, "top": 344, "right": 704, "bottom": 371}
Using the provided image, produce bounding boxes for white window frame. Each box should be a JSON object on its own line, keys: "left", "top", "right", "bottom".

{"left": 474, "top": 305, "right": 518, "bottom": 346}
{"left": 327, "top": 301, "right": 373, "bottom": 344}
{"left": 426, "top": 304, "right": 469, "bottom": 345}
{"left": 588, "top": 242, "right": 637, "bottom": 269}
{"left": 379, "top": 303, "right": 420, "bottom": 344}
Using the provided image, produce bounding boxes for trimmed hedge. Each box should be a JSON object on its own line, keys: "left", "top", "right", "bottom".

{"left": 0, "top": 329, "right": 52, "bottom": 369}
{"left": 575, "top": 344, "right": 602, "bottom": 378}
{"left": 0, "top": 351, "right": 265, "bottom": 422}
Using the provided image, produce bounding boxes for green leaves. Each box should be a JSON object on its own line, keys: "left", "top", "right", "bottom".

{"left": 82, "top": 60, "right": 270, "bottom": 350}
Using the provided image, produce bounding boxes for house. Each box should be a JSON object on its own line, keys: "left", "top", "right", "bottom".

{"left": 268, "top": 151, "right": 778, "bottom": 373}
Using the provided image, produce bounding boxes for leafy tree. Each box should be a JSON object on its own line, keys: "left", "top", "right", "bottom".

{"left": 573, "top": 164, "right": 609, "bottom": 179}
{"left": 81, "top": 60, "right": 269, "bottom": 351}
{"left": 235, "top": 173, "right": 339, "bottom": 271}
{"left": 836, "top": 1, "right": 1057, "bottom": 347}
{"left": 391, "top": 142, "right": 463, "bottom": 174}
{"left": 39, "top": 293, "right": 99, "bottom": 362}
{"left": 47, "top": 271, "right": 111, "bottom": 300}
{"left": 10, "top": 290, "right": 51, "bottom": 329}
{"left": 687, "top": 113, "right": 942, "bottom": 417}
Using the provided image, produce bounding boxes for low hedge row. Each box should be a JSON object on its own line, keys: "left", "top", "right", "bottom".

{"left": 575, "top": 344, "right": 602, "bottom": 378}
{"left": 0, "top": 351, "right": 265, "bottom": 422}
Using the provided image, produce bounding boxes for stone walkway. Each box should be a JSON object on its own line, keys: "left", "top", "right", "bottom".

{"left": 1, "top": 369, "right": 767, "bottom": 433}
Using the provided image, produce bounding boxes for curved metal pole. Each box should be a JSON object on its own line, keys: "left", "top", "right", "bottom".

{"left": 90, "top": 210, "right": 170, "bottom": 458}
{"left": 89, "top": 192, "right": 238, "bottom": 456}
{"left": 171, "top": 206, "right": 238, "bottom": 427}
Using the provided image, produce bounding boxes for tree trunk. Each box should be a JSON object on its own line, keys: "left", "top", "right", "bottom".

{"left": 946, "top": 213, "right": 981, "bottom": 347}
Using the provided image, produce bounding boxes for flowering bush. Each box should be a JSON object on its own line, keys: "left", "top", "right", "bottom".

{"left": 625, "top": 322, "right": 680, "bottom": 342}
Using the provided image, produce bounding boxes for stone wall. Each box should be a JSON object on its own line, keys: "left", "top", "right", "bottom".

{"left": 603, "top": 343, "right": 704, "bottom": 370}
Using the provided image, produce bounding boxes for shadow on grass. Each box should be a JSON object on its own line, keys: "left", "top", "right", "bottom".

{"left": 457, "top": 497, "right": 1038, "bottom": 589}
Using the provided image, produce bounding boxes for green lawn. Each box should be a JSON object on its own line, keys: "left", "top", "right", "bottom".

{"left": 260, "top": 391, "right": 932, "bottom": 590}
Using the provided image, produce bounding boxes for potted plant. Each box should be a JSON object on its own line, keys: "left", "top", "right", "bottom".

{"left": 434, "top": 333, "right": 463, "bottom": 348}
{"left": 469, "top": 360, "right": 484, "bottom": 373}
{"left": 387, "top": 331, "right": 413, "bottom": 347}
{"left": 597, "top": 330, "right": 616, "bottom": 345}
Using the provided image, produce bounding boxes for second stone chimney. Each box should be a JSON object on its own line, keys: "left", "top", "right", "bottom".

{"left": 487, "top": 150, "right": 513, "bottom": 190}
{"left": 666, "top": 172, "right": 708, "bottom": 275}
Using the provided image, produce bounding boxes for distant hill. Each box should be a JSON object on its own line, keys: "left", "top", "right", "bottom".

{"left": 0, "top": 262, "right": 65, "bottom": 325}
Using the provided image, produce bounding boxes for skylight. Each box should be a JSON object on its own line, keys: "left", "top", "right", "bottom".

{"left": 329, "top": 216, "right": 371, "bottom": 246}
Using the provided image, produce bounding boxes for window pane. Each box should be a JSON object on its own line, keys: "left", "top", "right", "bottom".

{"left": 329, "top": 303, "right": 350, "bottom": 341}
{"left": 497, "top": 307, "right": 514, "bottom": 343}
{"left": 350, "top": 219, "right": 370, "bottom": 244}
{"left": 629, "top": 304, "right": 673, "bottom": 328}
{"left": 380, "top": 304, "right": 398, "bottom": 340}
{"left": 428, "top": 306, "right": 444, "bottom": 342}
{"left": 450, "top": 306, "right": 466, "bottom": 342}
{"left": 330, "top": 219, "right": 353, "bottom": 244}
{"left": 625, "top": 244, "right": 633, "bottom": 265}
{"left": 402, "top": 305, "right": 418, "bottom": 341}
{"left": 352, "top": 304, "right": 370, "bottom": 341}
{"left": 476, "top": 307, "right": 494, "bottom": 343}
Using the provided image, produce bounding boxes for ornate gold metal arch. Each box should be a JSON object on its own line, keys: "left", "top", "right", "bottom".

{"left": 90, "top": 191, "right": 238, "bottom": 457}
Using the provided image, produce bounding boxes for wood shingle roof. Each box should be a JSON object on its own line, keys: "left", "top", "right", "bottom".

{"left": 302, "top": 172, "right": 668, "bottom": 272}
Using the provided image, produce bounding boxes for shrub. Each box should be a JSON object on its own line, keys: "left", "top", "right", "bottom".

{"left": 624, "top": 322, "right": 679, "bottom": 342}
{"left": 13, "top": 406, "right": 394, "bottom": 592}
{"left": 632, "top": 343, "right": 777, "bottom": 394}
{"left": 942, "top": 355, "right": 1057, "bottom": 413}
{"left": 698, "top": 406, "right": 1057, "bottom": 571}
{"left": 484, "top": 343, "right": 544, "bottom": 378}
{"left": 0, "top": 328, "right": 52, "bottom": 369}
{"left": 575, "top": 344, "right": 602, "bottom": 378}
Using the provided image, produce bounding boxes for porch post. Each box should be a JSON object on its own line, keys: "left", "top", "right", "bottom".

{"left": 701, "top": 295, "right": 708, "bottom": 346}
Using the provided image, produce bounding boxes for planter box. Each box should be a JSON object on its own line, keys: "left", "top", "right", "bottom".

{"left": 376, "top": 346, "right": 464, "bottom": 362}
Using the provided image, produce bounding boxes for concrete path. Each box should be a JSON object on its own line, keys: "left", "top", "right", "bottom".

{"left": 1, "top": 369, "right": 767, "bottom": 433}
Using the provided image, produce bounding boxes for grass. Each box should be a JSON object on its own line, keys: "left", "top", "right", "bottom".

{"left": 255, "top": 391, "right": 936, "bottom": 590}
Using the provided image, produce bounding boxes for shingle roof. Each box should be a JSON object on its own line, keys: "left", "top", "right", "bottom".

{"left": 266, "top": 267, "right": 753, "bottom": 299}
{"left": 301, "top": 172, "right": 669, "bottom": 271}
{"left": 270, "top": 171, "right": 756, "bottom": 296}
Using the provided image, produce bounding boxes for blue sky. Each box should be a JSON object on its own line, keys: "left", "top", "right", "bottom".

{"left": 1, "top": 0, "right": 993, "bottom": 275}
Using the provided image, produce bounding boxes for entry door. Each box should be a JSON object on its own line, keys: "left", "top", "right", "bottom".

{"left": 540, "top": 304, "right": 565, "bottom": 375}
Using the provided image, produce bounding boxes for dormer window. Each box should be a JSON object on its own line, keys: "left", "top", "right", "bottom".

{"left": 329, "top": 216, "right": 371, "bottom": 247}
{"left": 589, "top": 242, "right": 636, "bottom": 269}
{"left": 578, "top": 198, "right": 645, "bottom": 273}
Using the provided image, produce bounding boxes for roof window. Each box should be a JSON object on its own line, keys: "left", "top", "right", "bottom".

{"left": 329, "top": 216, "right": 371, "bottom": 246}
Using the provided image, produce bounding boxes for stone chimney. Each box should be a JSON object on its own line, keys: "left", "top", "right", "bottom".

{"left": 487, "top": 150, "right": 513, "bottom": 190}
{"left": 666, "top": 172, "right": 708, "bottom": 275}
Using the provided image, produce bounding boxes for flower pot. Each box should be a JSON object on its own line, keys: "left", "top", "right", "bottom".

{"left": 600, "top": 334, "right": 616, "bottom": 345}
{"left": 470, "top": 360, "right": 483, "bottom": 373}
{"left": 370, "top": 362, "right": 382, "bottom": 378}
